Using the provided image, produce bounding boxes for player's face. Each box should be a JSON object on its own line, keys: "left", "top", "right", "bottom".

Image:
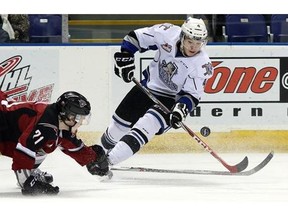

{"left": 63, "top": 118, "right": 77, "bottom": 127}
{"left": 70, "top": 114, "right": 91, "bottom": 133}
{"left": 182, "top": 38, "right": 203, "bottom": 57}
{"left": 64, "top": 113, "right": 91, "bottom": 127}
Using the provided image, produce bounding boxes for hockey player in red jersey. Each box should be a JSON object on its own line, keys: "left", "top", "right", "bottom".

{"left": 0, "top": 91, "right": 107, "bottom": 195}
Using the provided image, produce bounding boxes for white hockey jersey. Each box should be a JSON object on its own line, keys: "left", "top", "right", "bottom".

{"left": 132, "top": 23, "right": 213, "bottom": 104}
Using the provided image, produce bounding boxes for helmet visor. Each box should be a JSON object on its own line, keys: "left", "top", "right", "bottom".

{"left": 75, "top": 113, "right": 91, "bottom": 125}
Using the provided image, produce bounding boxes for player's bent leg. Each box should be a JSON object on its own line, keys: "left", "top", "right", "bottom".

{"left": 108, "top": 108, "right": 169, "bottom": 165}
{"left": 101, "top": 116, "right": 131, "bottom": 152}
{"left": 15, "top": 168, "right": 53, "bottom": 188}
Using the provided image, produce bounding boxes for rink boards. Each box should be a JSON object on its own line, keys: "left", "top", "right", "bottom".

{"left": 0, "top": 44, "right": 287, "bottom": 154}
{"left": 78, "top": 130, "right": 288, "bottom": 153}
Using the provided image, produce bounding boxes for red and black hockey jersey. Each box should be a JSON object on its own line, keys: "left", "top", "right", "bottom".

{"left": 0, "top": 98, "right": 96, "bottom": 171}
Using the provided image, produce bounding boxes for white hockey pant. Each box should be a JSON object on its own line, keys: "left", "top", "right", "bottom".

{"left": 108, "top": 108, "right": 169, "bottom": 165}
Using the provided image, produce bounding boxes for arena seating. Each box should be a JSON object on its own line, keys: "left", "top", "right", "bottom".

{"left": 270, "top": 15, "right": 288, "bottom": 42}
{"left": 224, "top": 14, "right": 269, "bottom": 42}
{"left": 68, "top": 14, "right": 288, "bottom": 44}
{"left": 29, "top": 14, "right": 62, "bottom": 43}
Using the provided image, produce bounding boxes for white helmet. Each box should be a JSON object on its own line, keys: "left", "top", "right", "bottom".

{"left": 181, "top": 17, "right": 208, "bottom": 42}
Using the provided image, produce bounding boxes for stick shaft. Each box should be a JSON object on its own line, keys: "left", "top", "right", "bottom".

{"left": 132, "top": 77, "right": 245, "bottom": 173}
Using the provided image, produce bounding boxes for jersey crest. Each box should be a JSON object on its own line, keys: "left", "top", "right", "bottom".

{"left": 159, "top": 60, "right": 178, "bottom": 91}
{"left": 161, "top": 43, "right": 172, "bottom": 53}
{"left": 202, "top": 62, "right": 213, "bottom": 76}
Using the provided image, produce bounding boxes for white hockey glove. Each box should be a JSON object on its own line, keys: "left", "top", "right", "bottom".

{"left": 169, "top": 103, "right": 189, "bottom": 129}
{"left": 114, "top": 52, "right": 135, "bottom": 83}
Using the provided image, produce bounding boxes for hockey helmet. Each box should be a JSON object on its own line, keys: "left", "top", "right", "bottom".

{"left": 181, "top": 17, "right": 208, "bottom": 43}
{"left": 56, "top": 91, "right": 91, "bottom": 124}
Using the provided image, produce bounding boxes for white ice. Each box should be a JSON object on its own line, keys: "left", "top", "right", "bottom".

{"left": 0, "top": 150, "right": 287, "bottom": 216}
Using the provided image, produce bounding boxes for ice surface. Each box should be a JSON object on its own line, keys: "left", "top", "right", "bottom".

{"left": 0, "top": 150, "right": 287, "bottom": 216}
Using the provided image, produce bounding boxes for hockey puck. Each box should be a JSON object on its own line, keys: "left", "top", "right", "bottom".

{"left": 200, "top": 126, "right": 211, "bottom": 137}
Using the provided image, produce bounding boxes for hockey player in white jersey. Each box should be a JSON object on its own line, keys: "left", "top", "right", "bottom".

{"left": 86, "top": 17, "right": 214, "bottom": 176}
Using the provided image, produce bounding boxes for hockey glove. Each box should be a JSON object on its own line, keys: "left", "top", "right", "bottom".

{"left": 169, "top": 103, "right": 189, "bottom": 129}
{"left": 114, "top": 52, "right": 135, "bottom": 83}
{"left": 86, "top": 145, "right": 109, "bottom": 176}
{"left": 21, "top": 175, "right": 59, "bottom": 196}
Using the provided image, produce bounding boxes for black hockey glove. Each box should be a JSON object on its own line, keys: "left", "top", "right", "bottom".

{"left": 169, "top": 103, "right": 189, "bottom": 129}
{"left": 21, "top": 175, "right": 59, "bottom": 196}
{"left": 86, "top": 145, "right": 109, "bottom": 176}
{"left": 114, "top": 52, "right": 135, "bottom": 83}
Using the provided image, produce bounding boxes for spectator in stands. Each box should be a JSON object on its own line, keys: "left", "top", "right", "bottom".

{"left": 1, "top": 14, "right": 14, "bottom": 42}
{"left": 8, "top": 14, "right": 30, "bottom": 42}
{"left": 0, "top": 28, "right": 9, "bottom": 43}
{"left": 1, "top": 14, "right": 29, "bottom": 43}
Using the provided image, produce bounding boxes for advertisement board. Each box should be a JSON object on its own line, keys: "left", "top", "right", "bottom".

{"left": 0, "top": 46, "right": 58, "bottom": 102}
{"left": 1, "top": 45, "right": 287, "bottom": 133}
{"left": 136, "top": 45, "right": 288, "bottom": 131}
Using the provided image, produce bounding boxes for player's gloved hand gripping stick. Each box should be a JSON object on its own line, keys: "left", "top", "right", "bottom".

{"left": 114, "top": 52, "right": 135, "bottom": 83}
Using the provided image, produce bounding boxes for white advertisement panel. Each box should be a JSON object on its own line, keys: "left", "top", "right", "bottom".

{"left": 136, "top": 45, "right": 288, "bottom": 131}
{"left": 0, "top": 45, "right": 287, "bottom": 132}
{"left": 0, "top": 46, "right": 58, "bottom": 102}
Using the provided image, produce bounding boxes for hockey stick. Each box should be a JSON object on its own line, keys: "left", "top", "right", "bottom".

{"left": 111, "top": 151, "right": 273, "bottom": 176}
{"left": 132, "top": 77, "right": 248, "bottom": 173}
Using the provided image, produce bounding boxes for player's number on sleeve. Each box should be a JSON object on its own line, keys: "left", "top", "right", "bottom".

{"left": 159, "top": 24, "right": 173, "bottom": 31}
{"left": 33, "top": 129, "right": 44, "bottom": 145}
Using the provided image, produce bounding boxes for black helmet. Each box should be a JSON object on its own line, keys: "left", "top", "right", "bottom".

{"left": 56, "top": 91, "right": 91, "bottom": 122}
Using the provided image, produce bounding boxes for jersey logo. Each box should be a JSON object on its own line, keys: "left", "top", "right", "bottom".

{"left": 159, "top": 60, "right": 178, "bottom": 91}
{"left": 161, "top": 43, "right": 172, "bottom": 53}
{"left": 202, "top": 62, "right": 213, "bottom": 76}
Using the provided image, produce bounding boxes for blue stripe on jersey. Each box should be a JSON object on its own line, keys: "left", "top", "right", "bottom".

{"left": 121, "top": 40, "right": 139, "bottom": 54}
{"left": 148, "top": 45, "right": 158, "bottom": 51}
{"left": 177, "top": 96, "right": 193, "bottom": 112}
{"left": 142, "top": 69, "right": 150, "bottom": 86}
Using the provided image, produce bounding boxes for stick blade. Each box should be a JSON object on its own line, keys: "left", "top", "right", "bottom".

{"left": 228, "top": 156, "right": 249, "bottom": 173}
{"left": 240, "top": 151, "right": 274, "bottom": 176}
{"left": 236, "top": 156, "right": 249, "bottom": 172}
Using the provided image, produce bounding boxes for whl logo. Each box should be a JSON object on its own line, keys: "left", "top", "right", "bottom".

{"left": 0, "top": 55, "right": 54, "bottom": 102}
{"left": 0, "top": 55, "right": 31, "bottom": 96}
